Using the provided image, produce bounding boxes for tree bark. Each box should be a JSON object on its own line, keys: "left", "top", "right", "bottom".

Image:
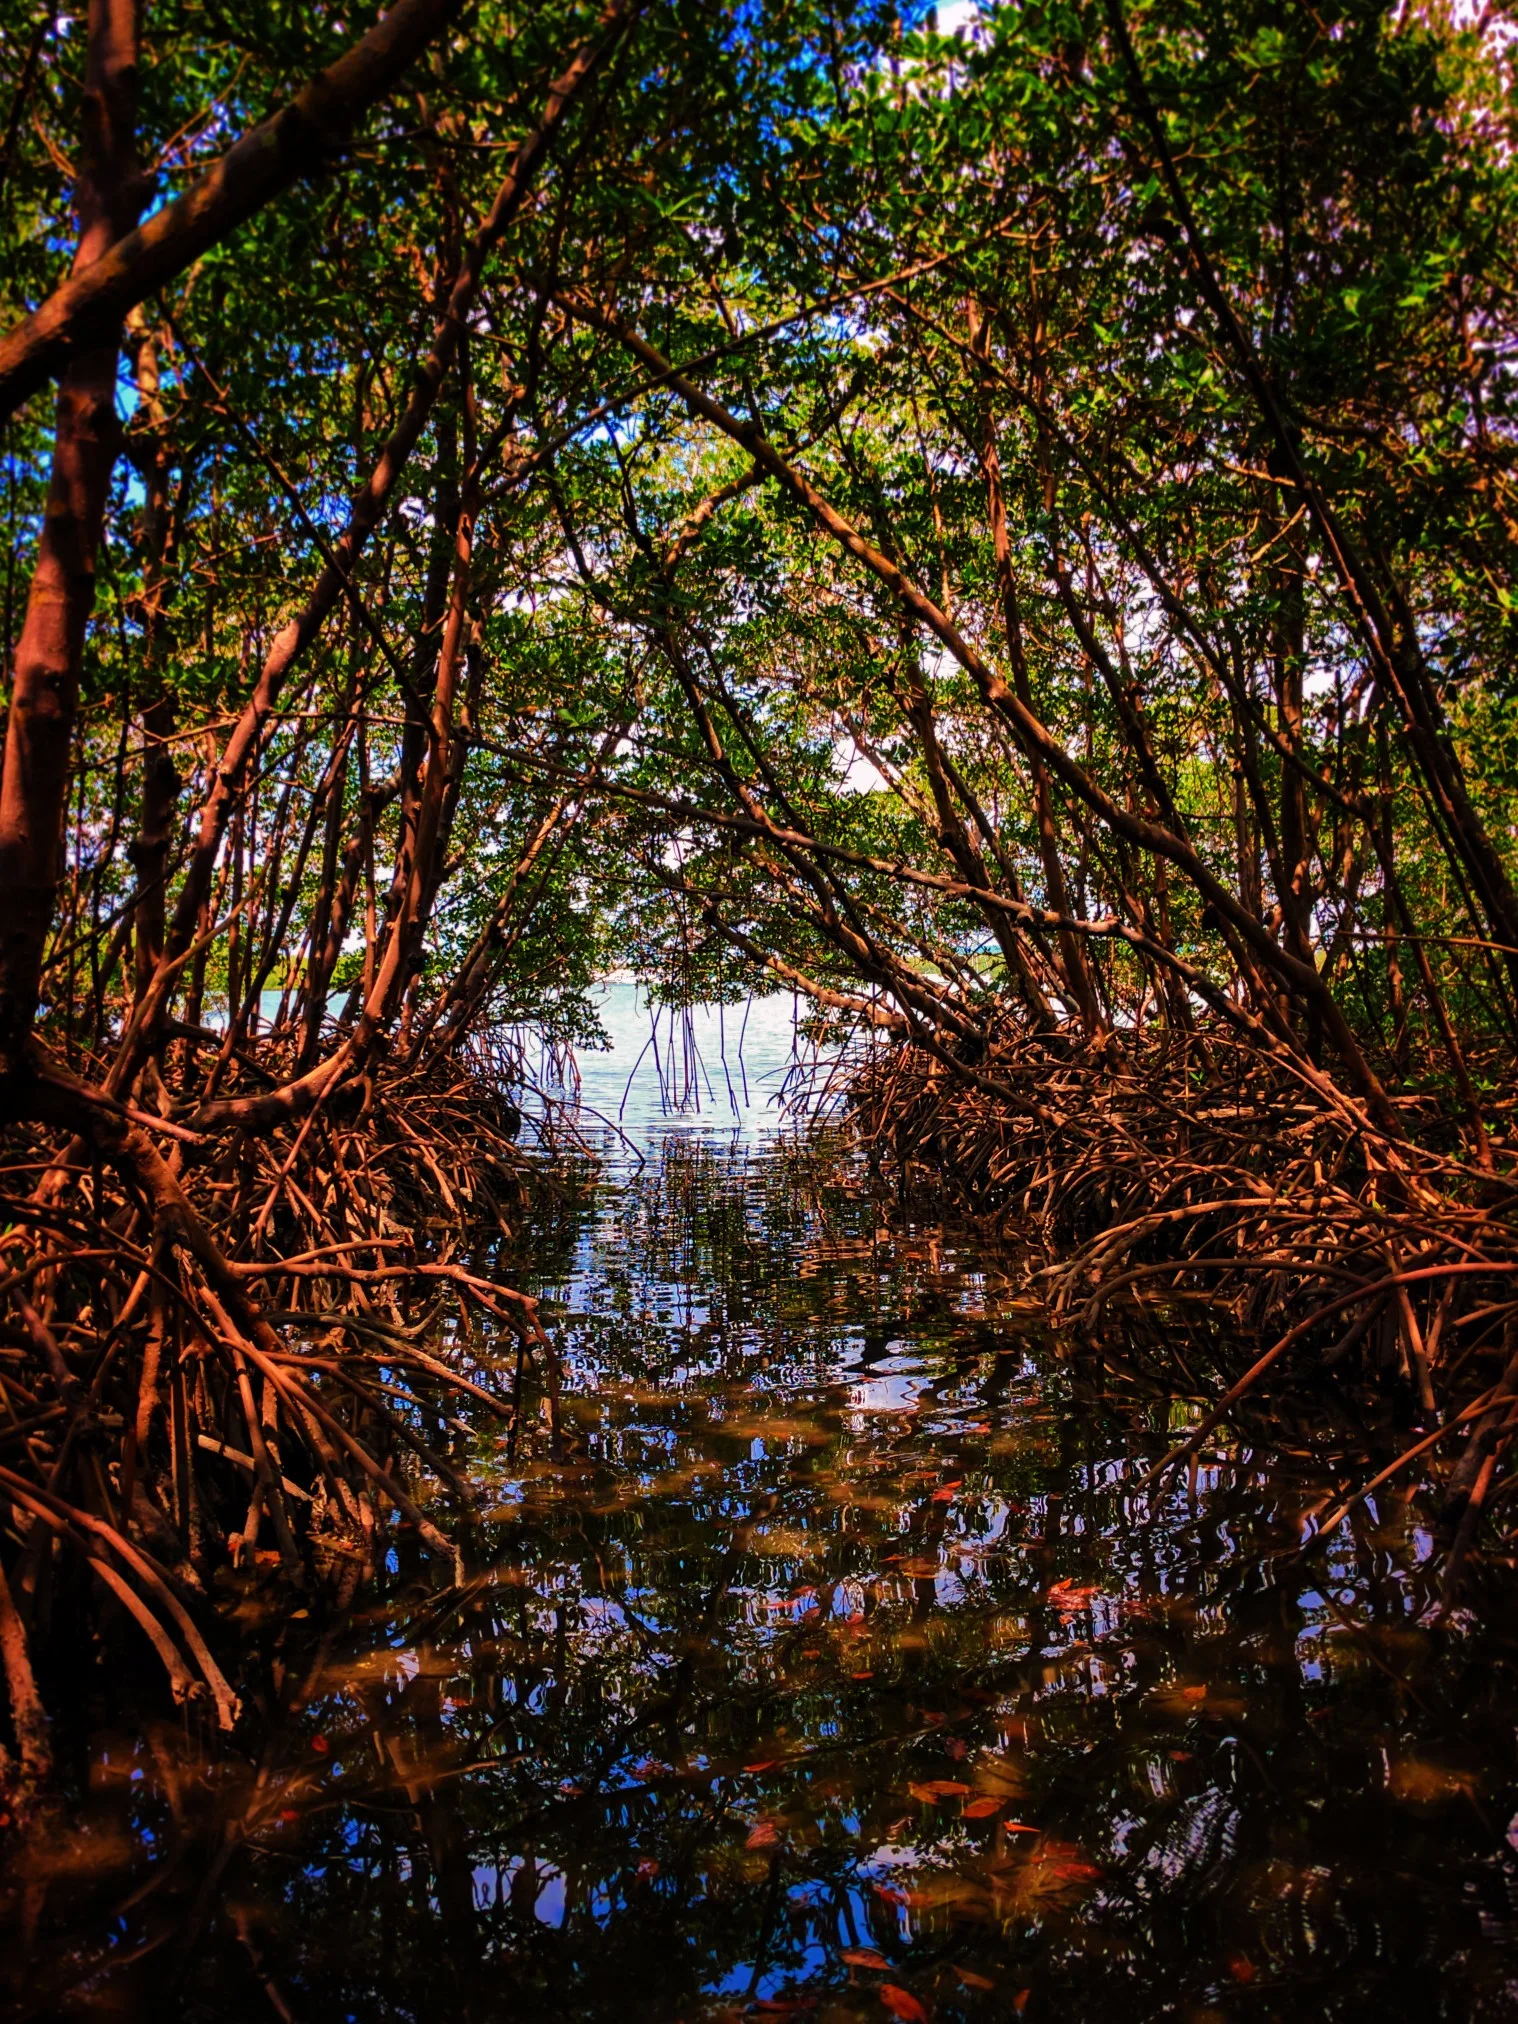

{"left": 579, "top": 300, "right": 1402, "bottom": 1131}
{"left": 110, "top": 3, "right": 637, "bottom": 1092}
{"left": 0, "top": 0, "right": 144, "bottom": 1075}
{"left": 0, "top": 0, "right": 468, "bottom": 422}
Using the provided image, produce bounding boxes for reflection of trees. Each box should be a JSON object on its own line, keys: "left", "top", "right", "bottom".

{"left": 6, "top": 1137, "right": 1515, "bottom": 2019}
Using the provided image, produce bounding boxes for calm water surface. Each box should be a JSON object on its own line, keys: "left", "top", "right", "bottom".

{"left": 9, "top": 988, "right": 1518, "bottom": 2020}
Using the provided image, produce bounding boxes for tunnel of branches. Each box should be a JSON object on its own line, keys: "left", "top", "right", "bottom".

{"left": 1, "top": 0, "right": 1517, "bottom": 1813}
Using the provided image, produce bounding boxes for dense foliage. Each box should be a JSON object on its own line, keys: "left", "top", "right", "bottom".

{"left": 2, "top": 0, "right": 1515, "bottom": 1115}
{"left": 3, "top": 0, "right": 1518, "bottom": 1833}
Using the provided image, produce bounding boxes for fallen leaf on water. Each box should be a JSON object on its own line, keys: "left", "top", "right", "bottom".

{"left": 746, "top": 1820, "right": 782, "bottom": 1850}
{"left": 841, "top": 1948, "right": 891, "bottom": 1971}
{"left": 962, "top": 1797, "right": 1001, "bottom": 1818}
{"left": 1045, "top": 1580, "right": 1098, "bottom": 1616}
{"left": 880, "top": 1986, "right": 929, "bottom": 2023}
{"left": 995, "top": 1839, "right": 1101, "bottom": 1910}
{"left": 1003, "top": 1822, "right": 1039, "bottom": 1834}
{"left": 952, "top": 1967, "right": 995, "bottom": 1991}
{"left": 930, "top": 1481, "right": 963, "bottom": 1504}
{"left": 908, "top": 1779, "right": 971, "bottom": 1801}
{"left": 872, "top": 1883, "right": 912, "bottom": 1907}
{"left": 310, "top": 1736, "right": 330, "bottom": 1755}
{"left": 744, "top": 1758, "right": 784, "bottom": 1773}
{"left": 1054, "top": 1857, "right": 1103, "bottom": 1883}
{"left": 1011, "top": 1992, "right": 1031, "bottom": 2014}
{"left": 1227, "top": 1955, "right": 1256, "bottom": 1984}
{"left": 1149, "top": 1683, "right": 1207, "bottom": 1718}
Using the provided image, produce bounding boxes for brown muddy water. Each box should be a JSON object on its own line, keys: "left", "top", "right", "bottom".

{"left": 6, "top": 994, "right": 1518, "bottom": 2022}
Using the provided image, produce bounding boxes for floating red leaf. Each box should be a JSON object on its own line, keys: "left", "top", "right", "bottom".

{"left": 879, "top": 1985, "right": 929, "bottom": 2023}
{"left": 908, "top": 1779, "right": 970, "bottom": 1801}
{"left": 952, "top": 1966, "right": 995, "bottom": 1991}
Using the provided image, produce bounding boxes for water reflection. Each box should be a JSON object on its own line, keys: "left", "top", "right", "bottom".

{"left": 8, "top": 1109, "right": 1518, "bottom": 2020}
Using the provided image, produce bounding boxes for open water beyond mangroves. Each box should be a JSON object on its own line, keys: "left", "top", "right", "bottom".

{"left": 9, "top": 985, "right": 1518, "bottom": 2021}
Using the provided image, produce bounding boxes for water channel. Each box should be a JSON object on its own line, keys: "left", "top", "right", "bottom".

{"left": 9, "top": 985, "right": 1518, "bottom": 2020}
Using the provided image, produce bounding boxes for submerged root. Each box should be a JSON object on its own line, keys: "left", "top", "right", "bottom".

{"left": 847, "top": 1023, "right": 1518, "bottom": 1596}
{"left": 0, "top": 1041, "right": 547, "bottom": 1811}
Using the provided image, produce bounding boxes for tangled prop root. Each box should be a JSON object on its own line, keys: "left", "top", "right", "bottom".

{"left": 849, "top": 1025, "right": 1518, "bottom": 1591}
{"left": 0, "top": 1043, "right": 547, "bottom": 1818}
